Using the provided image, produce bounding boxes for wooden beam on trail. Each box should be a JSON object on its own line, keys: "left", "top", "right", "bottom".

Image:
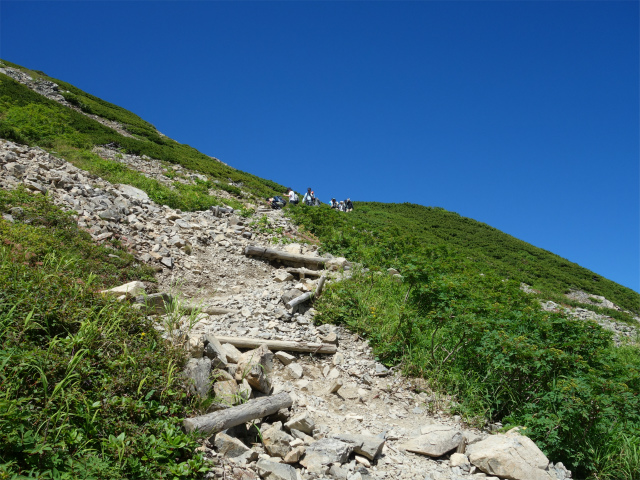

{"left": 285, "top": 275, "right": 327, "bottom": 311}
{"left": 244, "top": 245, "right": 329, "bottom": 267}
{"left": 286, "top": 292, "right": 312, "bottom": 310}
{"left": 285, "top": 267, "right": 325, "bottom": 278}
{"left": 214, "top": 336, "right": 337, "bottom": 354}
{"left": 183, "top": 392, "right": 293, "bottom": 436}
{"left": 316, "top": 275, "right": 326, "bottom": 298}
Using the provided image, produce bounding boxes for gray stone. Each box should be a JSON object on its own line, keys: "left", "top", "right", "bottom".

{"left": 334, "top": 434, "right": 385, "bottom": 461}
{"left": 255, "top": 458, "right": 298, "bottom": 480}
{"left": 221, "top": 343, "right": 243, "bottom": 363}
{"left": 262, "top": 422, "right": 294, "bottom": 458}
{"left": 275, "top": 351, "right": 296, "bottom": 366}
{"left": 284, "top": 411, "right": 315, "bottom": 435}
{"left": 466, "top": 430, "right": 553, "bottom": 480}
{"left": 204, "top": 334, "right": 229, "bottom": 369}
{"left": 183, "top": 357, "right": 212, "bottom": 398}
{"left": 101, "top": 281, "right": 146, "bottom": 298}
{"left": 235, "top": 344, "right": 273, "bottom": 393}
{"left": 213, "top": 379, "right": 240, "bottom": 405}
{"left": 299, "top": 438, "right": 353, "bottom": 469}
{"left": 274, "top": 271, "right": 294, "bottom": 282}
{"left": 214, "top": 432, "right": 251, "bottom": 458}
{"left": 287, "top": 363, "right": 304, "bottom": 379}
{"left": 160, "top": 256, "right": 174, "bottom": 268}
{"left": 117, "top": 184, "right": 149, "bottom": 201}
{"left": 401, "top": 424, "right": 463, "bottom": 457}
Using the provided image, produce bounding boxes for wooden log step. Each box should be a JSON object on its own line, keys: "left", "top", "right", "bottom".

{"left": 213, "top": 336, "right": 337, "bottom": 354}
{"left": 183, "top": 392, "right": 293, "bottom": 436}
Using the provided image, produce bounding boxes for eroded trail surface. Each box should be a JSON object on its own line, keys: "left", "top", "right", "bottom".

{"left": 1, "top": 139, "right": 577, "bottom": 480}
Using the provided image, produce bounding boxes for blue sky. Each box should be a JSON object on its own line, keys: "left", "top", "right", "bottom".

{"left": 1, "top": 1, "right": 639, "bottom": 293}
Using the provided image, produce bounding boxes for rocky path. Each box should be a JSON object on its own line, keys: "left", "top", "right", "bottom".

{"left": 0, "top": 138, "right": 578, "bottom": 480}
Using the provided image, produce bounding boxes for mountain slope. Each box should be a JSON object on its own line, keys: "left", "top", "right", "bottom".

{"left": 1, "top": 59, "right": 639, "bottom": 479}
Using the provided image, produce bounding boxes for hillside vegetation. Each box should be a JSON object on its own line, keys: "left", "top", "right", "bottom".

{"left": 0, "top": 188, "right": 208, "bottom": 478}
{"left": 1, "top": 60, "right": 639, "bottom": 479}
{"left": 287, "top": 204, "right": 640, "bottom": 479}
{"left": 0, "top": 59, "right": 286, "bottom": 208}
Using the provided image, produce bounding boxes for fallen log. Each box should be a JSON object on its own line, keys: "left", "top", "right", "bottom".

{"left": 182, "top": 304, "right": 239, "bottom": 316}
{"left": 183, "top": 392, "right": 292, "bottom": 435}
{"left": 286, "top": 292, "right": 312, "bottom": 310}
{"left": 285, "top": 267, "right": 325, "bottom": 278}
{"left": 214, "top": 336, "right": 337, "bottom": 354}
{"left": 316, "top": 275, "right": 326, "bottom": 298}
{"left": 285, "top": 275, "right": 327, "bottom": 311}
{"left": 244, "top": 245, "right": 329, "bottom": 267}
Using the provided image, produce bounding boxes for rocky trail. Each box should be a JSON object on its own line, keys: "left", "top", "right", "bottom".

{"left": 5, "top": 137, "right": 622, "bottom": 480}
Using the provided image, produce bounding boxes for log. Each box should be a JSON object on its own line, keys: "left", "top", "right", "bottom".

{"left": 182, "top": 304, "right": 239, "bottom": 316}
{"left": 183, "top": 392, "right": 293, "bottom": 435}
{"left": 244, "top": 245, "right": 329, "bottom": 267}
{"left": 285, "top": 267, "right": 325, "bottom": 278}
{"left": 286, "top": 292, "right": 312, "bottom": 310}
{"left": 285, "top": 276, "right": 326, "bottom": 310}
{"left": 316, "top": 275, "right": 327, "bottom": 298}
{"left": 214, "top": 336, "right": 337, "bottom": 354}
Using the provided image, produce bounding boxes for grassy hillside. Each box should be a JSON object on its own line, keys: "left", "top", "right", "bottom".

{"left": 0, "top": 188, "right": 208, "bottom": 478}
{"left": 287, "top": 203, "right": 640, "bottom": 479}
{"left": 291, "top": 202, "right": 639, "bottom": 314}
{"left": 1, "top": 59, "right": 639, "bottom": 479}
{"left": 0, "top": 59, "right": 286, "bottom": 207}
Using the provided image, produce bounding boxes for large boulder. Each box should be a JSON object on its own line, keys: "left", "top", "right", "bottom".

{"left": 400, "top": 424, "right": 462, "bottom": 457}
{"left": 466, "top": 430, "right": 554, "bottom": 480}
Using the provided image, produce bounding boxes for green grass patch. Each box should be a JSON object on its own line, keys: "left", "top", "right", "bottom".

{"left": 0, "top": 189, "right": 208, "bottom": 478}
{"left": 0, "top": 63, "right": 286, "bottom": 203}
{"left": 289, "top": 204, "right": 640, "bottom": 479}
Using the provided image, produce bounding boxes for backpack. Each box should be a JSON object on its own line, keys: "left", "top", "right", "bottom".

{"left": 304, "top": 193, "right": 313, "bottom": 206}
{"left": 272, "top": 196, "right": 286, "bottom": 209}
{"left": 291, "top": 192, "right": 299, "bottom": 203}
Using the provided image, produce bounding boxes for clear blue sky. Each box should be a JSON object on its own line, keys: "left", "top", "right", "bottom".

{"left": 1, "top": 1, "right": 639, "bottom": 293}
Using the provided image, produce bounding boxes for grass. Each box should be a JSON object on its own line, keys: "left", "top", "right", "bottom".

{"left": 0, "top": 61, "right": 287, "bottom": 206}
{"left": 289, "top": 204, "right": 640, "bottom": 479}
{"left": 0, "top": 188, "right": 210, "bottom": 478}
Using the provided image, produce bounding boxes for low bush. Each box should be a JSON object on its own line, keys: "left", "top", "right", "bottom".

{"left": 290, "top": 205, "right": 640, "bottom": 479}
{"left": 0, "top": 189, "right": 207, "bottom": 478}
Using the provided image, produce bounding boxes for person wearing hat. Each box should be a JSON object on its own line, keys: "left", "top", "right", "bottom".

{"left": 346, "top": 198, "right": 353, "bottom": 212}
{"left": 285, "top": 188, "right": 299, "bottom": 205}
{"left": 303, "top": 187, "right": 315, "bottom": 206}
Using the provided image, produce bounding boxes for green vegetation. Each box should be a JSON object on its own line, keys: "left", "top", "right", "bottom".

{"left": 0, "top": 60, "right": 286, "bottom": 207}
{"left": 2, "top": 58, "right": 639, "bottom": 479}
{"left": 0, "top": 188, "right": 207, "bottom": 478}
{"left": 288, "top": 204, "right": 640, "bottom": 479}
{"left": 290, "top": 202, "right": 639, "bottom": 313}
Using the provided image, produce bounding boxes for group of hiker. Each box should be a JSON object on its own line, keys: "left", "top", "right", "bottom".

{"left": 266, "top": 187, "right": 353, "bottom": 211}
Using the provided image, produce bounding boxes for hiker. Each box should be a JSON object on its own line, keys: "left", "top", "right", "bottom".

{"left": 330, "top": 198, "right": 338, "bottom": 209}
{"left": 303, "top": 188, "right": 315, "bottom": 206}
{"left": 267, "top": 196, "right": 286, "bottom": 210}
{"left": 346, "top": 198, "right": 353, "bottom": 212}
{"left": 338, "top": 201, "right": 346, "bottom": 212}
{"left": 285, "top": 188, "right": 299, "bottom": 205}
